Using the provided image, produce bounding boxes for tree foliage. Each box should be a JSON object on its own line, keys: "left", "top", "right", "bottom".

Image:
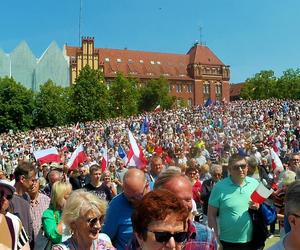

{"left": 139, "top": 77, "right": 174, "bottom": 112}
{"left": 108, "top": 73, "right": 139, "bottom": 117}
{"left": 70, "top": 65, "right": 109, "bottom": 122}
{"left": 33, "top": 80, "right": 70, "bottom": 128}
{"left": 240, "top": 69, "right": 300, "bottom": 100}
{"left": 0, "top": 77, "right": 34, "bottom": 133}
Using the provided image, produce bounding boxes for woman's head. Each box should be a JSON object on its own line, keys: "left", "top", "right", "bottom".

{"left": 62, "top": 190, "right": 107, "bottom": 242}
{"left": 50, "top": 181, "right": 72, "bottom": 210}
{"left": 132, "top": 189, "right": 189, "bottom": 249}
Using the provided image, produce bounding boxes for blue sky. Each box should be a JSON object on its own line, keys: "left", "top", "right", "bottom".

{"left": 1, "top": 0, "right": 300, "bottom": 83}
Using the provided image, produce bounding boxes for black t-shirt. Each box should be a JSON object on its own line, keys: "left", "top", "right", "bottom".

{"left": 84, "top": 183, "right": 112, "bottom": 202}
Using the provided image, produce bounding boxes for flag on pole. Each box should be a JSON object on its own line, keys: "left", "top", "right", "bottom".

{"left": 67, "top": 144, "right": 87, "bottom": 170}
{"left": 33, "top": 147, "right": 61, "bottom": 164}
{"left": 118, "top": 145, "right": 128, "bottom": 163}
{"left": 101, "top": 147, "right": 108, "bottom": 172}
{"left": 270, "top": 148, "right": 284, "bottom": 173}
{"left": 204, "top": 99, "right": 213, "bottom": 107}
{"left": 127, "top": 130, "right": 148, "bottom": 168}
{"left": 140, "top": 116, "right": 149, "bottom": 134}
{"left": 154, "top": 105, "right": 161, "bottom": 112}
{"left": 251, "top": 182, "right": 274, "bottom": 204}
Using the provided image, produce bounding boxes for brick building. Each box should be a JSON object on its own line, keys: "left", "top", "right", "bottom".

{"left": 65, "top": 37, "right": 230, "bottom": 106}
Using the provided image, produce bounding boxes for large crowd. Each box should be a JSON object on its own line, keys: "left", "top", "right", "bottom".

{"left": 0, "top": 99, "right": 300, "bottom": 250}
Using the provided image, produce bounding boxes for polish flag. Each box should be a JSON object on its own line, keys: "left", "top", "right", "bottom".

{"left": 270, "top": 148, "right": 284, "bottom": 173}
{"left": 251, "top": 183, "right": 274, "bottom": 204}
{"left": 127, "top": 130, "right": 148, "bottom": 168}
{"left": 154, "top": 105, "right": 161, "bottom": 112}
{"left": 67, "top": 144, "right": 87, "bottom": 170}
{"left": 33, "top": 147, "right": 61, "bottom": 164}
{"left": 101, "top": 147, "right": 108, "bottom": 172}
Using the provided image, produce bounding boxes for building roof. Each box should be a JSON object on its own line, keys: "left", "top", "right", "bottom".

{"left": 65, "top": 43, "right": 226, "bottom": 80}
{"left": 230, "top": 82, "right": 245, "bottom": 97}
{"left": 186, "top": 44, "right": 225, "bottom": 65}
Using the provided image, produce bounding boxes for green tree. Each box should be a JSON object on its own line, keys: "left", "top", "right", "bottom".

{"left": 139, "top": 77, "right": 174, "bottom": 111}
{"left": 277, "top": 69, "right": 300, "bottom": 99}
{"left": 33, "top": 80, "right": 70, "bottom": 127}
{"left": 0, "top": 77, "right": 34, "bottom": 133}
{"left": 70, "top": 65, "right": 109, "bottom": 122}
{"left": 108, "top": 73, "right": 139, "bottom": 117}
{"left": 241, "top": 70, "right": 277, "bottom": 100}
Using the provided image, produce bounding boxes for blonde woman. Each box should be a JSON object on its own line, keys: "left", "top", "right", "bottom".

{"left": 41, "top": 181, "right": 72, "bottom": 245}
{"left": 52, "top": 190, "right": 115, "bottom": 250}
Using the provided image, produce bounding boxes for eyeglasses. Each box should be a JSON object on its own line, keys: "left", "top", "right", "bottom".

{"left": 148, "top": 231, "right": 188, "bottom": 243}
{"left": 87, "top": 216, "right": 104, "bottom": 228}
{"left": 232, "top": 164, "right": 247, "bottom": 170}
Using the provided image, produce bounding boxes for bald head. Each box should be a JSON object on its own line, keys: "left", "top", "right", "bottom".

{"left": 155, "top": 172, "right": 193, "bottom": 212}
{"left": 123, "top": 168, "right": 148, "bottom": 202}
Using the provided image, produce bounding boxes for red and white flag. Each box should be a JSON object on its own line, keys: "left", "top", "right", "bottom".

{"left": 33, "top": 147, "right": 61, "bottom": 164}
{"left": 271, "top": 148, "right": 284, "bottom": 173}
{"left": 67, "top": 144, "right": 87, "bottom": 170}
{"left": 251, "top": 183, "right": 274, "bottom": 204}
{"left": 101, "top": 147, "right": 108, "bottom": 172}
{"left": 127, "top": 130, "right": 148, "bottom": 168}
{"left": 154, "top": 105, "right": 161, "bottom": 112}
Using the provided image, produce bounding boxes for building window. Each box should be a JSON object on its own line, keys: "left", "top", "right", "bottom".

{"left": 117, "top": 58, "right": 122, "bottom": 63}
{"left": 176, "top": 84, "right": 182, "bottom": 93}
{"left": 140, "top": 60, "right": 144, "bottom": 63}
{"left": 203, "top": 82, "right": 210, "bottom": 101}
{"left": 188, "top": 98, "right": 192, "bottom": 107}
{"left": 157, "top": 61, "right": 161, "bottom": 65}
{"left": 150, "top": 61, "right": 155, "bottom": 64}
{"left": 215, "top": 83, "right": 222, "bottom": 101}
{"left": 105, "top": 58, "right": 110, "bottom": 62}
{"left": 188, "top": 85, "right": 193, "bottom": 93}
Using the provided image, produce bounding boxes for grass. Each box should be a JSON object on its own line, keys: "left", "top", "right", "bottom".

{"left": 264, "top": 225, "right": 280, "bottom": 249}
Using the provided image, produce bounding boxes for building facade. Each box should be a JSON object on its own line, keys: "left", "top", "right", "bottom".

{"left": 66, "top": 37, "right": 230, "bottom": 105}
{"left": 0, "top": 41, "right": 69, "bottom": 90}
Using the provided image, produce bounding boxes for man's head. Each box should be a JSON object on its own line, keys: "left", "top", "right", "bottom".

{"left": 14, "top": 161, "right": 37, "bottom": 192}
{"left": 285, "top": 180, "right": 300, "bottom": 235}
{"left": 123, "top": 168, "right": 149, "bottom": 204}
{"left": 247, "top": 156, "right": 258, "bottom": 176}
{"left": 289, "top": 153, "right": 300, "bottom": 173}
{"left": 89, "top": 164, "right": 101, "bottom": 184}
{"left": 78, "top": 164, "right": 88, "bottom": 178}
{"left": 150, "top": 155, "right": 164, "bottom": 177}
{"left": 228, "top": 154, "right": 248, "bottom": 183}
{"left": 47, "top": 169, "right": 63, "bottom": 187}
{"left": 210, "top": 164, "right": 223, "bottom": 182}
{"left": 154, "top": 168, "right": 193, "bottom": 212}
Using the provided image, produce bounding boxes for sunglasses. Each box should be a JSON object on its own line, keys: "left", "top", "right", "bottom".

{"left": 87, "top": 216, "right": 104, "bottom": 228}
{"left": 232, "top": 164, "right": 247, "bottom": 170}
{"left": 149, "top": 231, "right": 188, "bottom": 243}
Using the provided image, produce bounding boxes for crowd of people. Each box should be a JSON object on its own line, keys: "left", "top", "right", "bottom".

{"left": 0, "top": 99, "right": 300, "bottom": 250}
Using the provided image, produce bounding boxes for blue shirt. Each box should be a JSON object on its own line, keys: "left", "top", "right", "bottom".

{"left": 102, "top": 193, "right": 133, "bottom": 250}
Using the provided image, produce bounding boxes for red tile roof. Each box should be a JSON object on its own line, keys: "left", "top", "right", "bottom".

{"left": 65, "top": 44, "right": 225, "bottom": 80}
